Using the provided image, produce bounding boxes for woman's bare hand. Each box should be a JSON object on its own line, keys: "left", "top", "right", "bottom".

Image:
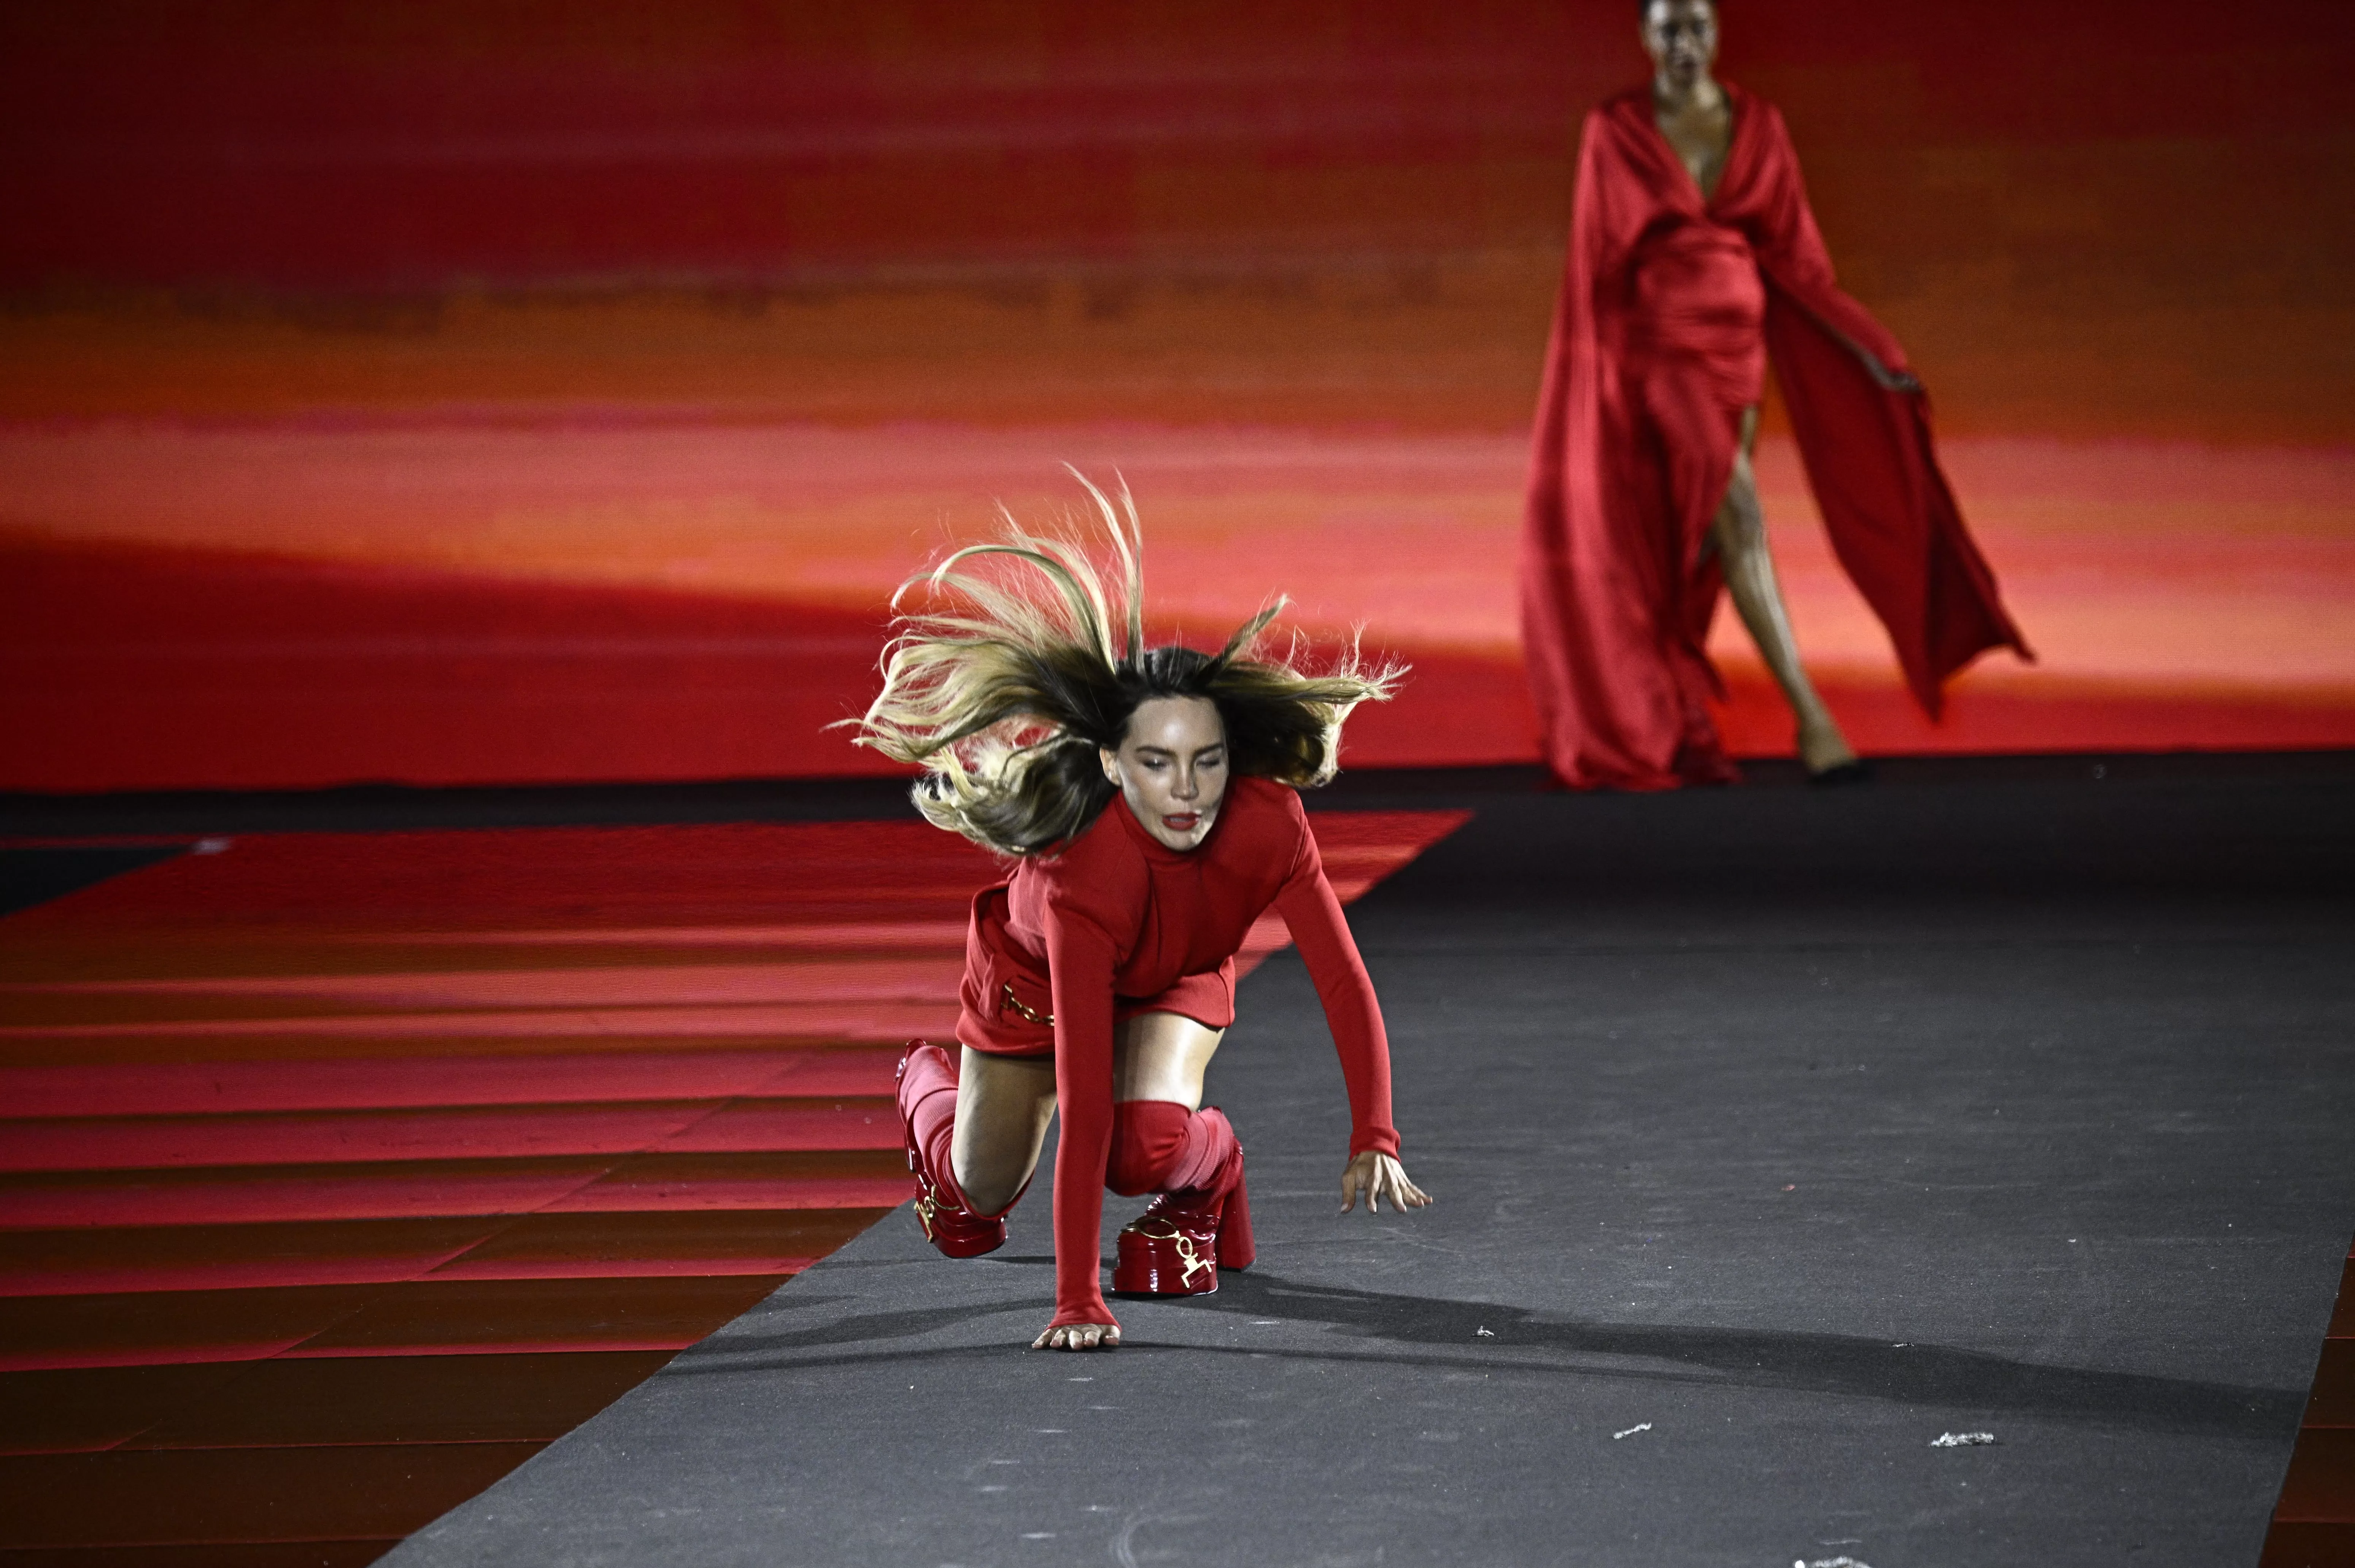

{"left": 1340, "top": 1152, "right": 1432, "bottom": 1214}
{"left": 1031, "top": 1321, "right": 1122, "bottom": 1352}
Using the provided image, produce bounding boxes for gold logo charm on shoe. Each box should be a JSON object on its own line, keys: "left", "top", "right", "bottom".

{"left": 1131, "top": 1217, "right": 1213, "bottom": 1286}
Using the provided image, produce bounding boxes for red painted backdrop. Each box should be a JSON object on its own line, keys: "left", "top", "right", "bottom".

{"left": 4, "top": 0, "right": 2351, "bottom": 789}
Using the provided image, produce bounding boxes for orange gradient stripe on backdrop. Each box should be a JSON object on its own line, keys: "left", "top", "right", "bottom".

{"left": 2, "top": 0, "right": 2351, "bottom": 790}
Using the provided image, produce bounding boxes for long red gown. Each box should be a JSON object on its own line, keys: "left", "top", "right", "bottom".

{"left": 1522, "top": 83, "right": 2031, "bottom": 790}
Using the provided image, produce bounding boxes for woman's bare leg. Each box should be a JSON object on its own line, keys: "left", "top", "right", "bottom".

{"left": 950, "top": 1016, "right": 1222, "bottom": 1214}
{"left": 1709, "top": 406, "right": 1858, "bottom": 774}
{"left": 1112, "top": 1011, "right": 1225, "bottom": 1109}
{"left": 950, "top": 1049, "right": 1057, "bottom": 1215}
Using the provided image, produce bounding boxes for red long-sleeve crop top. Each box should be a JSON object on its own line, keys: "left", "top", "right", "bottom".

{"left": 958, "top": 775, "right": 1401, "bottom": 1328}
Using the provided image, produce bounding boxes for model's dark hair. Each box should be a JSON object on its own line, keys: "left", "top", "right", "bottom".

{"left": 846, "top": 469, "right": 1402, "bottom": 856}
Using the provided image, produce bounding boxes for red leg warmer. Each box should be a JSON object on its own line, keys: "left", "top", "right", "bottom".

{"left": 895, "top": 1042, "right": 1011, "bottom": 1258}
{"left": 1107, "top": 1100, "right": 1246, "bottom": 1196}
{"left": 1108, "top": 1100, "right": 1255, "bottom": 1293}
{"left": 900, "top": 1044, "right": 962, "bottom": 1196}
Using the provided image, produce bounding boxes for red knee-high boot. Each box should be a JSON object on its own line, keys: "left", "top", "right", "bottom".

{"left": 1108, "top": 1102, "right": 1253, "bottom": 1296}
{"left": 895, "top": 1041, "right": 1010, "bottom": 1259}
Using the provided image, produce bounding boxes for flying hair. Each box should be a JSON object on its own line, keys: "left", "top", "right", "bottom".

{"left": 845, "top": 468, "right": 1403, "bottom": 856}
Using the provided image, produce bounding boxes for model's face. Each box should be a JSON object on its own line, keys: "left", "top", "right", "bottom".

{"left": 1643, "top": 0, "right": 1718, "bottom": 91}
{"left": 1101, "top": 696, "right": 1228, "bottom": 852}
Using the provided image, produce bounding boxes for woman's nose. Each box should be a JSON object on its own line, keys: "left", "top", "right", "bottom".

{"left": 1171, "top": 766, "right": 1198, "bottom": 800}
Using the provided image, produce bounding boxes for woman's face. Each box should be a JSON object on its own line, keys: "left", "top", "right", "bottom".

{"left": 1642, "top": 0, "right": 1718, "bottom": 92}
{"left": 1101, "top": 695, "right": 1228, "bottom": 852}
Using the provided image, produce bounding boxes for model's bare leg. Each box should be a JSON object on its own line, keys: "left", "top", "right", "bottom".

{"left": 1112, "top": 1011, "right": 1223, "bottom": 1109}
{"left": 950, "top": 1049, "right": 1057, "bottom": 1215}
{"left": 950, "top": 1016, "right": 1222, "bottom": 1214}
{"left": 1709, "top": 406, "right": 1858, "bottom": 774}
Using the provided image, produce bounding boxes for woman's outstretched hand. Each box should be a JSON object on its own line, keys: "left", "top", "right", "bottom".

{"left": 1340, "top": 1151, "right": 1432, "bottom": 1214}
{"left": 1032, "top": 1320, "right": 1122, "bottom": 1352}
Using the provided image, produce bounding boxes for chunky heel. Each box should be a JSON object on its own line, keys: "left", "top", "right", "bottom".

{"left": 1215, "top": 1167, "right": 1254, "bottom": 1272}
{"left": 1111, "top": 1137, "right": 1246, "bottom": 1296}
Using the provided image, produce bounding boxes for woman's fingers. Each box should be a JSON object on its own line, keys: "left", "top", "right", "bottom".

{"left": 1340, "top": 1153, "right": 1437, "bottom": 1214}
{"left": 1339, "top": 1153, "right": 1434, "bottom": 1216}
{"left": 1033, "top": 1322, "right": 1120, "bottom": 1351}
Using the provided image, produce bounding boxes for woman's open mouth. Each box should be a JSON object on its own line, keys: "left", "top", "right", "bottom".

{"left": 1161, "top": 813, "right": 1201, "bottom": 832}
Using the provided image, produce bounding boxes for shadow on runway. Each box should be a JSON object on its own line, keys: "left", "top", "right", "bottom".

{"left": 689, "top": 1264, "right": 2299, "bottom": 1442}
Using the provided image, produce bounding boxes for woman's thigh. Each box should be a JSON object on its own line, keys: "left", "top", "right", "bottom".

{"left": 951, "top": 1047, "right": 1058, "bottom": 1212}
{"left": 1112, "top": 1011, "right": 1226, "bottom": 1109}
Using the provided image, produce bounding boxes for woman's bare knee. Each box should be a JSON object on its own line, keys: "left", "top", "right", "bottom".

{"left": 953, "top": 1134, "right": 1047, "bottom": 1214}
{"left": 950, "top": 1050, "right": 1056, "bottom": 1214}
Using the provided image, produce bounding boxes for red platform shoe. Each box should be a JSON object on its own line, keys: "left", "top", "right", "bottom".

{"left": 1111, "top": 1150, "right": 1252, "bottom": 1296}
{"left": 1112, "top": 1196, "right": 1220, "bottom": 1295}
{"left": 896, "top": 1044, "right": 1007, "bottom": 1260}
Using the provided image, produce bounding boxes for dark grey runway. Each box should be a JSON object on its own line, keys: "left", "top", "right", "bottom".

{"left": 382, "top": 756, "right": 2355, "bottom": 1568}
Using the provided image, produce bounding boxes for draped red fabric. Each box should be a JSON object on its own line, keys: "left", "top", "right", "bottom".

{"left": 1521, "top": 84, "right": 2032, "bottom": 790}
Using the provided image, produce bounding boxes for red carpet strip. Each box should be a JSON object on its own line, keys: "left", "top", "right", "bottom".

{"left": 0, "top": 812, "right": 1465, "bottom": 1562}
{"left": 2263, "top": 1235, "right": 2355, "bottom": 1566}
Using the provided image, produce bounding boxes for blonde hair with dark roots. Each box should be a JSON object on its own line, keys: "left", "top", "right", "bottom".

{"left": 845, "top": 469, "right": 1403, "bottom": 856}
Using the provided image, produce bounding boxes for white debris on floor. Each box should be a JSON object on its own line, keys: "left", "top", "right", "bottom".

{"left": 1474, "top": 1326, "right": 1495, "bottom": 1337}
{"left": 1610, "top": 1422, "right": 1651, "bottom": 1440}
{"left": 1930, "top": 1431, "right": 1997, "bottom": 1447}
{"left": 1795, "top": 1557, "right": 1874, "bottom": 1568}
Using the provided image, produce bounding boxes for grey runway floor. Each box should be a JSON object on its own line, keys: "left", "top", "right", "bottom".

{"left": 385, "top": 757, "right": 2355, "bottom": 1567}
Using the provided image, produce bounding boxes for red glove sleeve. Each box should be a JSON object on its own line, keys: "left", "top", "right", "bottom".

{"left": 1273, "top": 856, "right": 1402, "bottom": 1160}
{"left": 1043, "top": 904, "right": 1120, "bottom": 1329}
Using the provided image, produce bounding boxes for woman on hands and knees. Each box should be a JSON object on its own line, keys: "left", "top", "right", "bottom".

{"left": 852, "top": 473, "right": 1431, "bottom": 1352}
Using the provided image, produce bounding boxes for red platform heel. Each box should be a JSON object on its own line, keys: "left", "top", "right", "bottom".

{"left": 896, "top": 1043, "right": 1008, "bottom": 1260}
{"left": 1112, "top": 1193, "right": 1221, "bottom": 1296}
{"left": 1112, "top": 1135, "right": 1251, "bottom": 1296}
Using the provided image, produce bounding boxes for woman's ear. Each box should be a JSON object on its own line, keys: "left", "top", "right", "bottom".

{"left": 1099, "top": 747, "right": 1122, "bottom": 786}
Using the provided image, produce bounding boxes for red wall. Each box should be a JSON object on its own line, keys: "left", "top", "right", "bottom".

{"left": 3, "top": 1, "right": 2351, "bottom": 789}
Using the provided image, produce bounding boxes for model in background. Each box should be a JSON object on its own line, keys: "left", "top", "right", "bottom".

{"left": 854, "top": 474, "right": 1429, "bottom": 1351}
{"left": 1521, "top": 0, "right": 2030, "bottom": 790}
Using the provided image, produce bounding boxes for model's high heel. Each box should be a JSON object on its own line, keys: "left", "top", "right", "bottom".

{"left": 1112, "top": 1191, "right": 1224, "bottom": 1296}
{"left": 1214, "top": 1166, "right": 1254, "bottom": 1271}
{"left": 1112, "top": 1127, "right": 1249, "bottom": 1295}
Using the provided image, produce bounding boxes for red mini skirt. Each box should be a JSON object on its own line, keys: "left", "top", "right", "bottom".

{"left": 953, "top": 886, "right": 1236, "bottom": 1059}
